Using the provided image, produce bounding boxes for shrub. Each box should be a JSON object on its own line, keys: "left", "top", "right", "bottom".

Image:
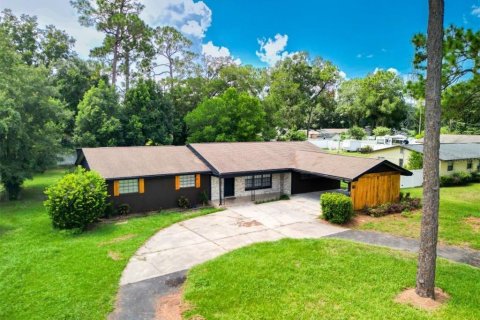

{"left": 279, "top": 194, "right": 290, "bottom": 200}
{"left": 363, "top": 196, "right": 422, "bottom": 217}
{"left": 471, "top": 171, "right": 480, "bottom": 183}
{"left": 116, "top": 203, "right": 130, "bottom": 215}
{"left": 440, "top": 172, "right": 472, "bottom": 187}
{"left": 320, "top": 193, "right": 353, "bottom": 224}
{"left": 44, "top": 167, "right": 108, "bottom": 231}
{"left": 178, "top": 196, "right": 191, "bottom": 209}
{"left": 359, "top": 145, "right": 374, "bottom": 154}
{"left": 373, "top": 126, "right": 391, "bottom": 136}
{"left": 407, "top": 151, "right": 423, "bottom": 170}
{"left": 199, "top": 190, "right": 209, "bottom": 206}
{"left": 347, "top": 126, "right": 366, "bottom": 140}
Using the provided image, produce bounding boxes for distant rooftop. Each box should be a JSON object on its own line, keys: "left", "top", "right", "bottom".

{"left": 417, "top": 134, "right": 480, "bottom": 144}
{"left": 405, "top": 143, "right": 480, "bottom": 161}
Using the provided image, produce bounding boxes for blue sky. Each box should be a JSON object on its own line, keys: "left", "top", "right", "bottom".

{"left": 202, "top": 0, "right": 480, "bottom": 78}
{"left": 2, "top": 0, "right": 480, "bottom": 78}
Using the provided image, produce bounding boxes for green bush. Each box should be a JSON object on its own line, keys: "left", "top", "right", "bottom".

{"left": 116, "top": 203, "right": 130, "bottom": 215}
{"left": 359, "top": 145, "right": 374, "bottom": 154}
{"left": 44, "top": 167, "right": 108, "bottom": 231}
{"left": 372, "top": 126, "right": 391, "bottom": 136}
{"left": 440, "top": 172, "right": 472, "bottom": 187}
{"left": 178, "top": 196, "right": 191, "bottom": 209}
{"left": 320, "top": 193, "right": 353, "bottom": 224}
{"left": 347, "top": 126, "right": 366, "bottom": 140}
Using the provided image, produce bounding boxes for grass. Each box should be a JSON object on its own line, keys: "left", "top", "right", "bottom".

{"left": 184, "top": 239, "right": 480, "bottom": 320}
{"left": 0, "top": 169, "right": 220, "bottom": 320}
{"left": 324, "top": 149, "right": 368, "bottom": 157}
{"left": 357, "top": 184, "right": 480, "bottom": 249}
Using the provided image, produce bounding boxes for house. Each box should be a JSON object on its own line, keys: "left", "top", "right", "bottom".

{"left": 76, "top": 141, "right": 411, "bottom": 212}
{"left": 417, "top": 134, "right": 480, "bottom": 144}
{"left": 299, "top": 129, "right": 321, "bottom": 139}
{"left": 368, "top": 143, "right": 480, "bottom": 175}
{"left": 318, "top": 128, "right": 348, "bottom": 140}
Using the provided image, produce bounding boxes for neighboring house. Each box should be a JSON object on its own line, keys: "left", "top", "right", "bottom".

{"left": 299, "top": 129, "right": 321, "bottom": 139}
{"left": 318, "top": 128, "right": 348, "bottom": 140}
{"left": 76, "top": 141, "right": 411, "bottom": 212}
{"left": 368, "top": 143, "right": 480, "bottom": 175}
{"left": 417, "top": 134, "right": 480, "bottom": 144}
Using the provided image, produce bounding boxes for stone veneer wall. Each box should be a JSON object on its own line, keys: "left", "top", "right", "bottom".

{"left": 210, "top": 173, "right": 291, "bottom": 201}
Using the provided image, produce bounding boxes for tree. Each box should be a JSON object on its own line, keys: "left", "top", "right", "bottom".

{"left": 185, "top": 88, "right": 266, "bottom": 142}
{"left": 70, "top": 0, "right": 144, "bottom": 87}
{"left": 117, "top": 14, "right": 152, "bottom": 91}
{"left": 347, "top": 126, "right": 366, "bottom": 140}
{"left": 0, "top": 31, "right": 68, "bottom": 200}
{"left": 0, "top": 9, "right": 75, "bottom": 67}
{"left": 51, "top": 57, "right": 108, "bottom": 143}
{"left": 123, "top": 79, "right": 174, "bottom": 145}
{"left": 407, "top": 151, "right": 424, "bottom": 170}
{"left": 372, "top": 126, "right": 391, "bottom": 136}
{"left": 416, "top": 0, "right": 444, "bottom": 299}
{"left": 338, "top": 70, "right": 409, "bottom": 128}
{"left": 73, "top": 80, "right": 123, "bottom": 147}
{"left": 267, "top": 52, "right": 340, "bottom": 137}
{"left": 152, "top": 26, "right": 196, "bottom": 89}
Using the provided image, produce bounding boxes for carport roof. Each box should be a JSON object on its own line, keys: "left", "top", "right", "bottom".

{"left": 188, "top": 141, "right": 410, "bottom": 180}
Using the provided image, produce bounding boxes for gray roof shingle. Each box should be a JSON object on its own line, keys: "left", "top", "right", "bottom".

{"left": 405, "top": 143, "right": 480, "bottom": 161}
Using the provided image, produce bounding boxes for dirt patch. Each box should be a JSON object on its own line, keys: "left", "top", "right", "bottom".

{"left": 98, "top": 234, "right": 136, "bottom": 247}
{"left": 237, "top": 219, "right": 262, "bottom": 227}
{"left": 108, "top": 251, "right": 122, "bottom": 261}
{"left": 464, "top": 217, "right": 480, "bottom": 232}
{"left": 395, "top": 288, "right": 450, "bottom": 311}
{"left": 155, "top": 289, "right": 195, "bottom": 320}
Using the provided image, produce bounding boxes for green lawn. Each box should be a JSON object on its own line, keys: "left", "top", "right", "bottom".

{"left": 0, "top": 169, "right": 220, "bottom": 320}
{"left": 184, "top": 239, "right": 480, "bottom": 320}
{"left": 358, "top": 184, "right": 480, "bottom": 249}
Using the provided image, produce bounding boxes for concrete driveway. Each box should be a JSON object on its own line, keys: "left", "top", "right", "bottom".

{"left": 120, "top": 192, "right": 346, "bottom": 286}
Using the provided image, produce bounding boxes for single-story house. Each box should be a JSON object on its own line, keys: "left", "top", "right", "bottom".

{"left": 368, "top": 143, "right": 480, "bottom": 175}
{"left": 318, "top": 128, "right": 348, "bottom": 140}
{"left": 299, "top": 129, "right": 321, "bottom": 139}
{"left": 76, "top": 141, "right": 411, "bottom": 212}
{"left": 416, "top": 134, "right": 480, "bottom": 144}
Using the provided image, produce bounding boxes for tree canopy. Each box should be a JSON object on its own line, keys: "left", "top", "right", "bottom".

{"left": 185, "top": 88, "right": 266, "bottom": 143}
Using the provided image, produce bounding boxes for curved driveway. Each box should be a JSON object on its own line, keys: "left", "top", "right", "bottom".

{"left": 120, "top": 192, "right": 346, "bottom": 286}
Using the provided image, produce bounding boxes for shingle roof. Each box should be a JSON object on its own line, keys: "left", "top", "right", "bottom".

{"left": 417, "top": 134, "right": 480, "bottom": 144}
{"left": 189, "top": 141, "right": 410, "bottom": 180}
{"left": 78, "top": 146, "right": 210, "bottom": 180}
{"left": 405, "top": 143, "right": 480, "bottom": 161}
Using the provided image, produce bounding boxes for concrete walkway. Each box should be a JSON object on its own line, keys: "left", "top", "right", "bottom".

{"left": 120, "top": 192, "right": 345, "bottom": 286}
{"left": 111, "top": 192, "right": 480, "bottom": 320}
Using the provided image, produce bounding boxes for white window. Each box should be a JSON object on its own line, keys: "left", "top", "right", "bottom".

{"left": 119, "top": 179, "right": 138, "bottom": 194}
{"left": 180, "top": 175, "right": 195, "bottom": 188}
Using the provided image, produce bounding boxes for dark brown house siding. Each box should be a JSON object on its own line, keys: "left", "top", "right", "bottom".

{"left": 291, "top": 172, "right": 340, "bottom": 194}
{"left": 107, "top": 174, "right": 211, "bottom": 213}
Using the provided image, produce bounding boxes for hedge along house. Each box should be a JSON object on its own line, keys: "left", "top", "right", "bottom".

{"left": 76, "top": 141, "right": 411, "bottom": 213}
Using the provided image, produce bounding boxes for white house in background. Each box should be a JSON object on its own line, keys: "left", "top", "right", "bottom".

{"left": 416, "top": 134, "right": 480, "bottom": 144}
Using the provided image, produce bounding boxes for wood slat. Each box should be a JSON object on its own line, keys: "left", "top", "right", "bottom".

{"left": 351, "top": 172, "right": 401, "bottom": 210}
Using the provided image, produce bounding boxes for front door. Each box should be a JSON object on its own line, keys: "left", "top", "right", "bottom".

{"left": 224, "top": 178, "right": 235, "bottom": 197}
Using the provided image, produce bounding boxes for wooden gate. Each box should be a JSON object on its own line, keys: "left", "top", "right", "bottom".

{"left": 350, "top": 172, "right": 401, "bottom": 210}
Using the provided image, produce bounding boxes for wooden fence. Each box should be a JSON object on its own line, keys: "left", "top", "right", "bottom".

{"left": 350, "top": 172, "right": 401, "bottom": 210}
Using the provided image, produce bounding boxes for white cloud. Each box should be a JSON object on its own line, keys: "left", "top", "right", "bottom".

{"left": 472, "top": 5, "right": 480, "bottom": 17}
{"left": 141, "top": 0, "right": 212, "bottom": 39}
{"left": 339, "top": 70, "right": 347, "bottom": 79}
{"left": 366, "top": 54, "right": 374, "bottom": 58}
{"left": 201, "top": 41, "right": 241, "bottom": 64}
{"left": 256, "top": 34, "right": 290, "bottom": 66}
{"left": 387, "top": 67, "right": 399, "bottom": 75}
{"left": 356, "top": 53, "right": 362, "bottom": 58}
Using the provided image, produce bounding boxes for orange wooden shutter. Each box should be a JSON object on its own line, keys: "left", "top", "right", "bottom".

{"left": 139, "top": 178, "right": 145, "bottom": 193}
{"left": 175, "top": 176, "right": 180, "bottom": 190}
{"left": 113, "top": 181, "right": 120, "bottom": 196}
{"left": 195, "top": 174, "right": 201, "bottom": 188}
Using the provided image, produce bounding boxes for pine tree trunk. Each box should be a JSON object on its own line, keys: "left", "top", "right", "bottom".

{"left": 416, "top": 0, "right": 444, "bottom": 299}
